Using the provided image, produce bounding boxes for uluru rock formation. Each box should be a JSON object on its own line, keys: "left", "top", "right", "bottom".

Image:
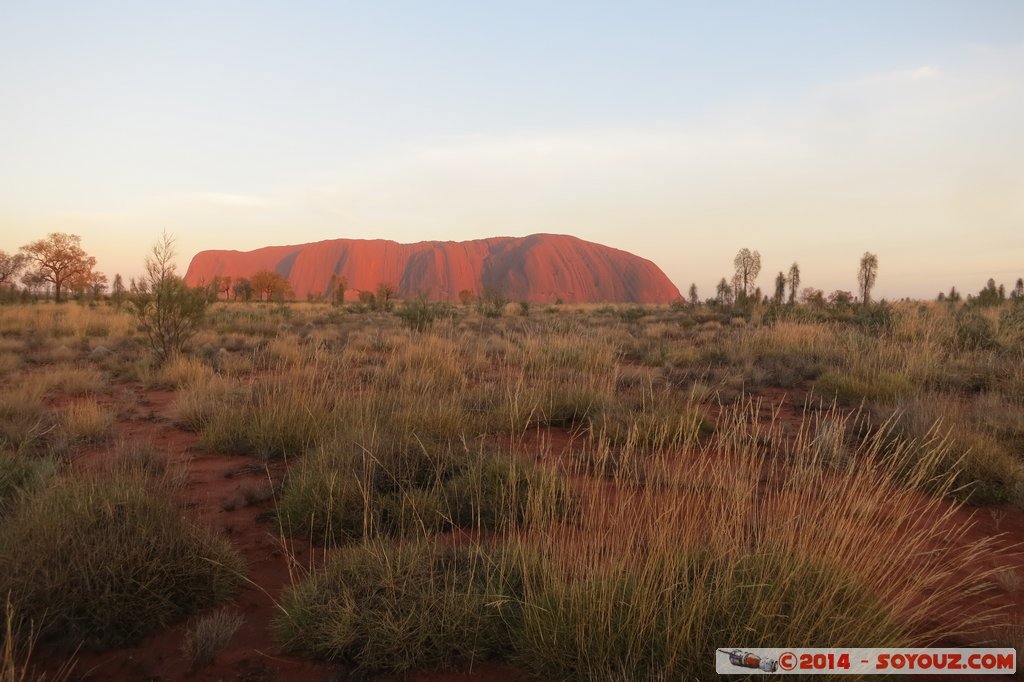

{"left": 184, "top": 234, "right": 681, "bottom": 304}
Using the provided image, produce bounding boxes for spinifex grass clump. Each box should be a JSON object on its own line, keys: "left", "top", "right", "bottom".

{"left": 506, "top": 404, "right": 1001, "bottom": 680}
{"left": 0, "top": 467, "right": 243, "bottom": 648}
{"left": 278, "top": 438, "right": 570, "bottom": 545}
{"left": 181, "top": 609, "right": 245, "bottom": 671}
{"left": 0, "top": 385, "right": 49, "bottom": 455}
{"left": 182, "top": 363, "right": 339, "bottom": 458}
{"left": 512, "top": 547, "right": 898, "bottom": 681}
{"left": 0, "top": 452, "right": 56, "bottom": 515}
{"left": 274, "top": 538, "right": 518, "bottom": 672}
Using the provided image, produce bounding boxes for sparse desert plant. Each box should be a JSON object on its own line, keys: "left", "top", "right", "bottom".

{"left": 394, "top": 292, "right": 445, "bottom": 332}
{"left": 276, "top": 447, "right": 368, "bottom": 543}
{"left": 504, "top": 404, "right": 1001, "bottom": 680}
{"left": 130, "top": 233, "right": 209, "bottom": 362}
{"left": 60, "top": 399, "right": 114, "bottom": 444}
{"left": 197, "top": 373, "right": 335, "bottom": 458}
{"left": 240, "top": 483, "right": 275, "bottom": 506}
{"left": 181, "top": 609, "right": 245, "bottom": 670}
{"left": 154, "top": 354, "right": 213, "bottom": 389}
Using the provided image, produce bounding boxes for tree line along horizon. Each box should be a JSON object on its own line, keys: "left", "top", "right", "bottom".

{"left": 1, "top": 232, "right": 1022, "bottom": 308}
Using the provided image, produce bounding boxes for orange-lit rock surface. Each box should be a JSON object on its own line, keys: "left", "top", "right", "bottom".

{"left": 185, "top": 233, "right": 681, "bottom": 303}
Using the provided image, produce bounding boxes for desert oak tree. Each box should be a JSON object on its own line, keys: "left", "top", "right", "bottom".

{"left": 19, "top": 233, "right": 97, "bottom": 302}
{"left": 733, "top": 248, "right": 761, "bottom": 299}
{"left": 858, "top": 252, "right": 879, "bottom": 305}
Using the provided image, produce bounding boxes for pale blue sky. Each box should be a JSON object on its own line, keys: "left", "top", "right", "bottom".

{"left": 1, "top": 1, "right": 1022, "bottom": 298}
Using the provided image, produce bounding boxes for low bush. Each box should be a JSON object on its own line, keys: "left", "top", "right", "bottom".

{"left": 274, "top": 539, "right": 516, "bottom": 672}
{"left": 951, "top": 310, "right": 998, "bottom": 351}
{"left": 394, "top": 295, "right": 449, "bottom": 332}
{"left": 0, "top": 469, "right": 243, "bottom": 648}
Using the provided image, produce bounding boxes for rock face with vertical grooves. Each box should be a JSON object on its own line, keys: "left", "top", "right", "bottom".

{"left": 184, "top": 233, "right": 681, "bottom": 303}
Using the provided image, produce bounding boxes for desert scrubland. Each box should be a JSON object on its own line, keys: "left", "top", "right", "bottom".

{"left": 1, "top": 297, "right": 1023, "bottom": 681}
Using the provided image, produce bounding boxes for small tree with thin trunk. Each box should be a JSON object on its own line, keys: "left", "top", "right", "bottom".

{"left": 858, "top": 252, "right": 878, "bottom": 306}
{"left": 773, "top": 272, "right": 786, "bottom": 305}
{"left": 733, "top": 248, "right": 761, "bottom": 300}
{"left": 130, "top": 232, "right": 209, "bottom": 362}
{"left": 716, "top": 277, "right": 733, "bottom": 306}
{"left": 376, "top": 283, "right": 396, "bottom": 312}
{"left": 19, "top": 233, "right": 97, "bottom": 302}
{"left": 85, "top": 271, "right": 108, "bottom": 300}
{"left": 233, "top": 278, "right": 253, "bottom": 302}
{"left": 787, "top": 262, "right": 800, "bottom": 305}
{"left": 688, "top": 283, "right": 699, "bottom": 306}
{"left": 111, "top": 274, "right": 126, "bottom": 309}
{"left": 329, "top": 274, "right": 348, "bottom": 306}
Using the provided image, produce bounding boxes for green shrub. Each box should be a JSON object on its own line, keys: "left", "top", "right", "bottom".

{"left": 129, "top": 233, "right": 209, "bottom": 362}
{"left": 951, "top": 310, "right": 998, "bottom": 351}
{"left": 853, "top": 303, "right": 895, "bottom": 334}
{"left": 394, "top": 294, "right": 447, "bottom": 332}
{"left": 274, "top": 539, "right": 515, "bottom": 672}
{"left": 0, "top": 470, "right": 243, "bottom": 648}
{"left": 998, "top": 304, "right": 1024, "bottom": 346}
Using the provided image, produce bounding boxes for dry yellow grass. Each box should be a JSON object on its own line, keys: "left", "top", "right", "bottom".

{"left": 61, "top": 399, "right": 114, "bottom": 443}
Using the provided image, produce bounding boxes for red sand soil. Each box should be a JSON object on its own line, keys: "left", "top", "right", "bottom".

{"left": 183, "top": 233, "right": 682, "bottom": 304}
{"left": 33, "top": 382, "right": 1024, "bottom": 680}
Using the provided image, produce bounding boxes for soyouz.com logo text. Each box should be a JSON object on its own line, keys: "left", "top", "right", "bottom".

{"left": 716, "top": 648, "right": 1016, "bottom": 675}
